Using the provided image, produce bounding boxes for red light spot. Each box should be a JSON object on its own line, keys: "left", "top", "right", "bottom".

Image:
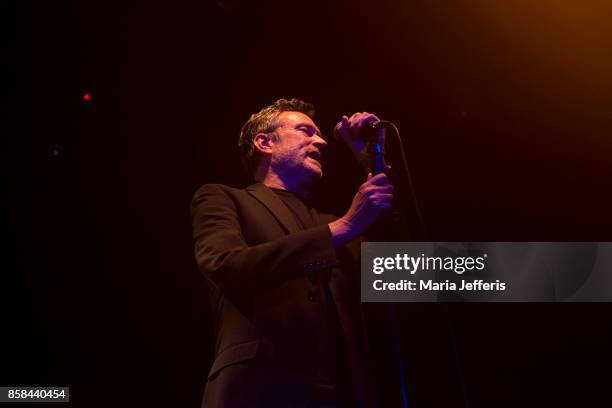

{"left": 83, "top": 93, "right": 91, "bottom": 101}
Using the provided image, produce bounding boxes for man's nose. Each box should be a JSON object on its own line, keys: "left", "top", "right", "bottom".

{"left": 313, "top": 135, "right": 328, "bottom": 151}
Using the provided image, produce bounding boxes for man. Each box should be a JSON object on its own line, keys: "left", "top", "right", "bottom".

{"left": 191, "top": 98, "right": 393, "bottom": 407}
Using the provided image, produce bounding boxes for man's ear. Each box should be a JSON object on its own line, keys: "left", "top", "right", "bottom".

{"left": 253, "top": 133, "right": 274, "bottom": 155}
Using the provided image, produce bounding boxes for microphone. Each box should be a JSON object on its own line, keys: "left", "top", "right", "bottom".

{"left": 334, "top": 119, "right": 395, "bottom": 175}
{"left": 368, "top": 120, "right": 393, "bottom": 130}
{"left": 334, "top": 119, "right": 393, "bottom": 141}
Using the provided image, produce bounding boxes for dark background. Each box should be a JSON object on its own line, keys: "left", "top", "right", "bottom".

{"left": 7, "top": 0, "right": 612, "bottom": 406}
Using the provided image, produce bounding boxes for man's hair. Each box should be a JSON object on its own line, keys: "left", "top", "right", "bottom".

{"left": 238, "top": 98, "right": 316, "bottom": 176}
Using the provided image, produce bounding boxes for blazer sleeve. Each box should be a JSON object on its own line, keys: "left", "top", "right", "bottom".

{"left": 191, "top": 184, "right": 338, "bottom": 294}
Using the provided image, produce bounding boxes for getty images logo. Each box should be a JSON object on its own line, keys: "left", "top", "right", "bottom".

{"left": 372, "top": 253, "right": 488, "bottom": 275}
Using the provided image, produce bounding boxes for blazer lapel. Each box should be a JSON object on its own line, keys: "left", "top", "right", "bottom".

{"left": 310, "top": 207, "right": 324, "bottom": 226}
{"left": 246, "top": 183, "right": 301, "bottom": 234}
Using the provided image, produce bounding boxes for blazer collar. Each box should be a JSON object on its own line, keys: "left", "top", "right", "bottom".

{"left": 246, "top": 183, "right": 301, "bottom": 234}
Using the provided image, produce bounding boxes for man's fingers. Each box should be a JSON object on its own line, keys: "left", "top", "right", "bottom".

{"left": 341, "top": 111, "right": 387, "bottom": 151}
{"left": 341, "top": 115, "right": 349, "bottom": 131}
{"left": 364, "top": 174, "right": 395, "bottom": 197}
{"left": 380, "top": 184, "right": 394, "bottom": 194}
{"left": 374, "top": 193, "right": 394, "bottom": 210}
{"left": 335, "top": 115, "right": 352, "bottom": 143}
{"left": 367, "top": 172, "right": 390, "bottom": 186}
{"left": 363, "top": 113, "right": 380, "bottom": 125}
{"left": 371, "top": 182, "right": 393, "bottom": 193}
{"left": 362, "top": 184, "right": 393, "bottom": 198}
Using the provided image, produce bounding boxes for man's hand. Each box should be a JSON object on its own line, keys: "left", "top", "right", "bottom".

{"left": 328, "top": 172, "right": 394, "bottom": 248}
{"left": 334, "top": 112, "right": 386, "bottom": 161}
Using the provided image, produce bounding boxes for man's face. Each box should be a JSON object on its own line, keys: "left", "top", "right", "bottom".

{"left": 269, "top": 111, "right": 328, "bottom": 184}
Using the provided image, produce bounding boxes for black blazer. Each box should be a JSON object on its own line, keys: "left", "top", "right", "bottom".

{"left": 191, "top": 183, "right": 377, "bottom": 407}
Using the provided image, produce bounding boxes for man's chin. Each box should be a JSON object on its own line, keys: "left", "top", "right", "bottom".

{"left": 308, "top": 164, "right": 323, "bottom": 180}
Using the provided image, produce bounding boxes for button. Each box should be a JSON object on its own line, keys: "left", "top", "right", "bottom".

{"left": 307, "top": 290, "right": 318, "bottom": 302}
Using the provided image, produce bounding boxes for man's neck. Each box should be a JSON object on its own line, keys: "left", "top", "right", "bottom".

{"left": 260, "top": 173, "right": 309, "bottom": 199}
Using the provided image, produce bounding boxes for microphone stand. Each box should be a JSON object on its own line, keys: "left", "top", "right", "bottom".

{"left": 362, "top": 127, "right": 410, "bottom": 408}
{"left": 365, "top": 122, "right": 470, "bottom": 408}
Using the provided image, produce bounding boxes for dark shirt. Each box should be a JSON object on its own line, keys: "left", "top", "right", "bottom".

{"left": 270, "top": 188, "right": 350, "bottom": 405}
